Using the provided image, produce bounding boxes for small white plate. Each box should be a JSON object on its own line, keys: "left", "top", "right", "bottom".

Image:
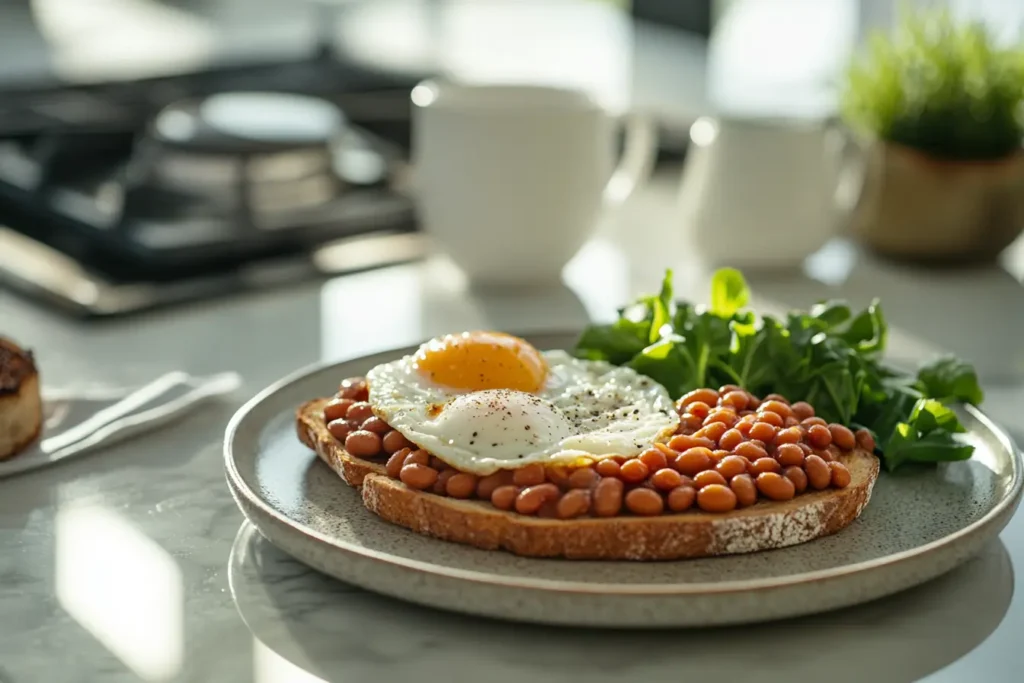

{"left": 224, "top": 333, "right": 1023, "bottom": 627}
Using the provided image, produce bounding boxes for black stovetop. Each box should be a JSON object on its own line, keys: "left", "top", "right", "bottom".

{"left": 0, "top": 2, "right": 428, "bottom": 315}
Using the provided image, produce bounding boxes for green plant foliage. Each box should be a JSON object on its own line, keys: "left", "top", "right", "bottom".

{"left": 841, "top": 7, "right": 1024, "bottom": 160}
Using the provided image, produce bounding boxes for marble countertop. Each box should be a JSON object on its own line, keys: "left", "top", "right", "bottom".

{"left": 2, "top": 170, "right": 1024, "bottom": 683}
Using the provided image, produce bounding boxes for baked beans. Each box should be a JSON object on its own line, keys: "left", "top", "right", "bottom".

{"left": 477, "top": 471, "right": 513, "bottom": 500}
{"left": 515, "top": 483, "right": 561, "bottom": 515}
{"left": 513, "top": 463, "right": 546, "bottom": 487}
{"left": 557, "top": 489, "right": 592, "bottom": 519}
{"left": 381, "top": 429, "right": 412, "bottom": 454}
{"left": 807, "top": 424, "right": 833, "bottom": 449}
{"left": 749, "top": 421, "right": 777, "bottom": 443}
{"left": 592, "top": 477, "right": 625, "bottom": 517}
{"left": 694, "top": 470, "right": 728, "bottom": 489}
{"left": 679, "top": 413, "right": 704, "bottom": 432}
{"left": 716, "top": 455, "right": 749, "bottom": 480}
{"left": 734, "top": 441, "right": 768, "bottom": 461}
{"left": 400, "top": 463, "right": 438, "bottom": 490}
{"left": 804, "top": 454, "right": 832, "bottom": 489}
{"left": 669, "top": 434, "right": 716, "bottom": 451}
{"left": 639, "top": 448, "right": 669, "bottom": 472}
{"left": 345, "top": 430, "right": 382, "bottom": 459}
{"left": 801, "top": 416, "right": 828, "bottom": 428}
{"left": 385, "top": 448, "right": 411, "bottom": 478}
{"left": 698, "top": 484, "right": 738, "bottom": 512}
{"left": 749, "top": 457, "right": 782, "bottom": 475}
{"left": 404, "top": 449, "right": 430, "bottom": 467}
{"left": 675, "top": 447, "right": 714, "bottom": 476}
{"left": 775, "top": 426, "right": 803, "bottom": 445}
{"left": 720, "top": 390, "right": 750, "bottom": 411}
{"left": 651, "top": 467, "right": 684, "bottom": 491}
{"left": 756, "top": 472, "right": 796, "bottom": 501}
{"left": 735, "top": 420, "right": 754, "bottom": 437}
{"left": 775, "top": 443, "right": 806, "bottom": 467}
{"left": 345, "top": 402, "right": 375, "bottom": 424}
{"left": 704, "top": 409, "right": 738, "bottom": 428}
{"left": 429, "top": 456, "right": 447, "bottom": 470}
{"left": 694, "top": 422, "right": 730, "bottom": 443}
{"left": 829, "top": 461, "right": 852, "bottom": 488}
{"left": 620, "top": 459, "right": 650, "bottom": 484}
{"left": 545, "top": 466, "right": 572, "bottom": 490}
{"left": 446, "top": 472, "right": 478, "bottom": 499}
{"left": 784, "top": 465, "right": 808, "bottom": 493}
{"left": 856, "top": 428, "right": 876, "bottom": 451}
{"left": 328, "top": 419, "right": 356, "bottom": 441}
{"left": 595, "top": 458, "right": 621, "bottom": 477}
{"left": 339, "top": 377, "right": 368, "bottom": 400}
{"left": 791, "top": 401, "right": 815, "bottom": 420}
{"left": 625, "top": 488, "right": 665, "bottom": 516}
{"left": 360, "top": 416, "right": 389, "bottom": 435}
{"left": 718, "top": 428, "right": 744, "bottom": 451}
{"left": 324, "top": 398, "right": 355, "bottom": 422}
{"left": 568, "top": 467, "right": 601, "bottom": 489}
{"left": 680, "top": 388, "right": 720, "bottom": 408}
{"left": 491, "top": 485, "right": 519, "bottom": 511}
{"left": 759, "top": 400, "right": 793, "bottom": 419}
{"left": 756, "top": 410, "right": 785, "bottom": 428}
{"left": 667, "top": 485, "right": 696, "bottom": 511}
{"left": 730, "top": 474, "right": 758, "bottom": 507}
{"left": 433, "top": 468, "right": 456, "bottom": 495}
{"left": 687, "top": 401, "right": 712, "bottom": 419}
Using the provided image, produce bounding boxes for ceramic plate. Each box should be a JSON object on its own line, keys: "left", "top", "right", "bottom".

{"left": 224, "top": 333, "right": 1023, "bottom": 627}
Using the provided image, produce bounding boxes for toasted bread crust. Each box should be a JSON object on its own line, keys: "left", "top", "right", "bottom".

{"left": 297, "top": 397, "right": 881, "bottom": 560}
{"left": 0, "top": 339, "right": 42, "bottom": 460}
{"left": 0, "top": 338, "right": 36, "bottom": 396}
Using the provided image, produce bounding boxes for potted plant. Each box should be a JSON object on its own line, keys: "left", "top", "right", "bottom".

{"left": 839, "top": 8, "right": 1024, "bottom": 263}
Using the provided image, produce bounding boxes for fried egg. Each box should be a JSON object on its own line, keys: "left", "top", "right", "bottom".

{"left": 366, "top": 331, "right": 679, "bottom": 475}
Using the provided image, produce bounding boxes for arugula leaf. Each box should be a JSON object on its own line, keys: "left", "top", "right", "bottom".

{"left": 644, "top": 269, "right": 674, "bottom": 343}
{"left": 709, "top": 268, "right": 749, "bottom": 318}
{"left": 917, "top": 355, "right": 984, "bottom": 405}
{"left": 837, "top": 300, "right": 887, "bottom": 355}
{"left": 809, "top": 300, "right": 852, "bottom": 329}
{"left": 627, "top": 335, "right": 694, "bottom": 399}
{"left": 574, "top": 318, "right": 651, "bottom": 365}
{"left": 883, "top": 399, "right": 974, "bottom": 471}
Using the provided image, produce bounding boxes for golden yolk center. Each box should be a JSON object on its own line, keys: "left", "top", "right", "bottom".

{"left": 414, "top": 332, "right": 547, "bottom": 393}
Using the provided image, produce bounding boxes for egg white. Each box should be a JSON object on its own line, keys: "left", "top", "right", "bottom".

{"left": 366, "top": 349, "right": 679, "bottom": 475}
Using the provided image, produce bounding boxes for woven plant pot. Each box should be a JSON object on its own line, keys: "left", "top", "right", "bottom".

{"left": 849, "top": 141, "right": 1024, "bottom": 263}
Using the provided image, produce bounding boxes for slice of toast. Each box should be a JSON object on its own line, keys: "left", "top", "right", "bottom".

{"left": 297, "top": 397, "right": 881, "bottom": 560}
{"left": 296, "top": 398, "right": 385, "bottom": 487}
{"left": 0, "top": 338, "right": 42, "bottom": 461}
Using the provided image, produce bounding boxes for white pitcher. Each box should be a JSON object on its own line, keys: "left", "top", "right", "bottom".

{"left": 678, "top": 116, "right": 859, "bottom": 267}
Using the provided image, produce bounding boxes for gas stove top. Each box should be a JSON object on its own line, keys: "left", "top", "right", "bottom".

{"left": 0, "top": 35, "right": 424, "bottom": 317}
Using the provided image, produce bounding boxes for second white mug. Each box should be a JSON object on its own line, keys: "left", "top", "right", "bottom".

{"left": 411, "top": 81, "right": 656, "bottom": 286}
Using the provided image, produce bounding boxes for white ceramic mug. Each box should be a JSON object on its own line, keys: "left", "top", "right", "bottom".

{"left": 412, "top": 80, "right": 656, "bottom": 286}
{"left": 678, "top": 116, "right": 856, "bottom": 268}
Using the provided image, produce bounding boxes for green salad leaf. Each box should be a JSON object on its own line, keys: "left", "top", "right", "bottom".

{"left": 573, "top": 269, "right": 982, "bottom": 472}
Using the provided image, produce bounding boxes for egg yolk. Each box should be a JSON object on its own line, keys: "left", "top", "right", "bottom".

{"left": 414, "top": 331, "right": 548, "bottom": 393}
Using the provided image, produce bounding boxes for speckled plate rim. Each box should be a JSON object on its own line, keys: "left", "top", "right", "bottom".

{"left": 224, "top": 333, "right": 1024, "bottom": 597}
